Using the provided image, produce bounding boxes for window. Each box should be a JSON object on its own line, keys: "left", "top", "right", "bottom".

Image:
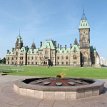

{"left": 66, "top": 56, "right": 68, "bottom": 59}
{"left": 35, "top": 62, "right": 37, "bottom": 65}
{"left": 8, "top": 57, "right": 9, "bottom": 60}
{"left": 20, "top": 53, "right": 23, "bottom": 55}
{"left": 51, "top": 51, "right": 54, "bottom": 54}
{"left": 32, "top": 57, "right": 33, "bottom": 60}
{"left": 32, "top": 62, "right": 34, "bottom": 65}
{"left": 67, "top": 51, "right": 69, "bottom": 53}
{"left": 12, "top": 57, "right": 14, "bottom": 60}
{"left": 28, "top": 62, "right": 30, "bottom": 65}
{"left": 20, "top": 57, "right": 23, "bottom": 60}
{"left": 73, "top": 55, "right": 77, "bottom": 60}
{"left": 62, "top": 62, "right": 64, "bottom": 65}
{"left": 57, "top": 56, "right": 59, "bottom": 59}
{"left": 16, "top": 52, "right": 18, "bottom": 55}
{"left": 66, "top": 62, "right": 68, "bottom": 65}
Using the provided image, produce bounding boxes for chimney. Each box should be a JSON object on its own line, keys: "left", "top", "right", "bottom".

{"left": 65, "top": 45, "right": 67, "bottom": 49}
{"left": 60, "top": 45, "right": 62, "bottom": 49}
{"left": 54, "top": 41, "right": 57, "bottom": 48}
{"left": 70, "top": 44, "right": 72, "bottom": 48}
{"left": 40, "top": 41, "right": 42, "bottom": 47}
{"left": 12, "top": 48, "right": 14, "bottom": 52}
{"left": 7, "top": 50, "right": 9, "bottom": 54}
{"left": 58, "top": 44, "right": 59, "bottom": 48}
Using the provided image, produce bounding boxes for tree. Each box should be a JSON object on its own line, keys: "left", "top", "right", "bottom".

{"left": 1, "top": 57, "right": 6, "bottom": 64}
{"left": 0, "top": 58, "right": 2, "bottom": 63}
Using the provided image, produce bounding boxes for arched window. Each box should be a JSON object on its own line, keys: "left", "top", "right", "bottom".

{"left": 57, "top": 56, "right": 59, "bottom": 59}
{"left": 35, "top": 62, "right": 37, "bottom": 65}
{"left": 73, "top": 55, "right": 77, "bottom": 60}
{"left": 66, "top": 62, "right": 68, "bottom": 65}
{"left": 66, "top": 56, "right": 68, "bottom": 59}
{"left": 12, "top": 57, "right": 14, "bottom": 60}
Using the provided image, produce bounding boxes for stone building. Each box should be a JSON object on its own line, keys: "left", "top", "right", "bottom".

{"left": 6, "top": 13, "right": 100, "bottom": 67}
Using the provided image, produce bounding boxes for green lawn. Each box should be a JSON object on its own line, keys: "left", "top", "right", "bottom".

{"left": 0, "top": 65, "right": 107, "bottom": 79}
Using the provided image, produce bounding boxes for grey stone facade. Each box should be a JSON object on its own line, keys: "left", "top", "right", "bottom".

{"left": 6, "top": 13, "right": 100, "bottom": 67}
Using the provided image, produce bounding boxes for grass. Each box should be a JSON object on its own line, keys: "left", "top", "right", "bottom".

{"left": 0, "top": 65, "right": 107, "bottom": 79}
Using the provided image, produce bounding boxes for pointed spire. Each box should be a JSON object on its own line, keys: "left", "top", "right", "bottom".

{"left": 74, "top": 38, "right": 79, "bottom": 45}
{"left": 79, "top": 10, "right": 90, "bottom": 29}
{"left": 81, "top": 9, "right": 87, "bottom": 20}
{"left": 31, "top": 41, "right": 36, "bottom": 49}
{"left": 19, "top": 28, "right": 20, "bottom": 36}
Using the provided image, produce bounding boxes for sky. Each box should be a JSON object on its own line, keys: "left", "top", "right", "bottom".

{"left": 0, "top": 0, "right": 107, "bottom": 59}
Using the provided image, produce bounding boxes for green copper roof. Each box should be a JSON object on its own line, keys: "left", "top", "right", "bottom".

{"left": 20, "top": 47, "right": 27, "bottom": 53}
{"left": 57, "top": 48, "right": 70, "bottom": 54}
{"left": 90, "top": 46, "right": 97, "bottom": 53}
{"left": 79, "top": 12, "right": 90, "bottom": 29}
{"left": 71, "top": 45, "right": 80, "bottom": 52}
{"left": 40, "top": 40, "right": 55, "bottom": 50}
{"left": 27, "top": 48, "right": 39, "bottom": 54}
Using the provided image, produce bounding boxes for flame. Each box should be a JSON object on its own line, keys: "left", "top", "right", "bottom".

{"left": 57, "top": 72, "right": 65, "bottom": 78}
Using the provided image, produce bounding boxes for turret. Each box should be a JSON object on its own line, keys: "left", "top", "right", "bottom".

{"left": 79, "top": 11, "right": 90, "bottom": 48}
{"left": 15, "top": 32, "right": 23, "bottom": 49}
{"left": 74, "top": 38, "right": 79, "bottom": 45}
{"left": 79, "top": 11, "right": 91, "bottom": 66}
{"left": 31, "top": 42, "right": 36, "bottom": 49}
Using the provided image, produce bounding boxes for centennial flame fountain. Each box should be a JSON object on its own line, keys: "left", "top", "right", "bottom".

{"left": 14, "top": 74, "right": 104, "bottom": 100}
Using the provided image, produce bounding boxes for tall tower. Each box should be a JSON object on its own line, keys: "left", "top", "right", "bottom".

{"left": 79, "top": 11, "right": 91, "bottom": 66}
{"left": 15, "top": 32, "right": 23, "bottom": 49}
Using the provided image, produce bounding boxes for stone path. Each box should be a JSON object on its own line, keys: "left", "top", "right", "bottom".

{"left": 0, "top": 75, "right": 107, "bottom": 107}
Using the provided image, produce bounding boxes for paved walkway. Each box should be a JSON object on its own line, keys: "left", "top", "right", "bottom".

{"left": 0, "top": 75, "right": 107, "bottom": 107}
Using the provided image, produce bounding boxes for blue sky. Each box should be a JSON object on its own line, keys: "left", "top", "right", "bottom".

{"left": 0, "top": 0, "right": 107, "bottom": 59}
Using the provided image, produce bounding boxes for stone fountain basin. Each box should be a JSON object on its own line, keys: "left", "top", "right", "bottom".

{"left": 13, "top": 77, "right": 105, "bottom": 100}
